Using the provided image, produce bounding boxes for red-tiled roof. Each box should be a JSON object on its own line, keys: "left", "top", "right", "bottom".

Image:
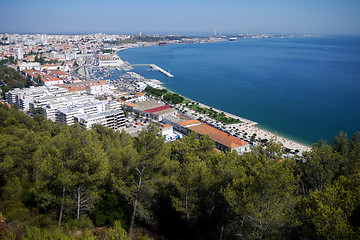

{"left": 178, "top": 119, "right": 201, "bottom": 126}
{"left": 47, "top": 76, "right": 62, "bottom": 82}
{"left": 48, "top": 70, "right": 68, "bottom": 76}
{"left": 61, "top": 85, "right": 86, "bottom": 92}
{"left": 125, "top": 102, "right": 136, "bottom": 107}
{"left": 188, "top": 124, "right": 249, "bottom": 149}
{"left": 145, "top": 105, "right": 170, "bottom": 113}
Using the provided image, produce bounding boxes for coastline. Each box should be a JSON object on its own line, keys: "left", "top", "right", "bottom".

{"left": 166, "top": 88, "right": 312, "bottom": 152}
{"left": 117, "top": 47, "right": 312, "bottom": 152}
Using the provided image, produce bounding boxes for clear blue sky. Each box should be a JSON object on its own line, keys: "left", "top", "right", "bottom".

{"left": 1, "top": 0, "right": 360, "bottom": 35}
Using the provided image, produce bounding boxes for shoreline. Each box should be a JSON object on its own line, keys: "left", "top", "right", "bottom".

{"left": 117, "top": 48, "right": 312, "bottom": 152}
{"left": 166, "top": 88, "right": 312, "bottom": 152}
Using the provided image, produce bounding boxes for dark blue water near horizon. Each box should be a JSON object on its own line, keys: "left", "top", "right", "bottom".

{"left": 118, "top": 36, "right": 360, "bottom": 146}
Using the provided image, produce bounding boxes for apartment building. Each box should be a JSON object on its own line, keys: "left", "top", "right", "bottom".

{"left": 75, "top": 110, "right": 126, "bottom": 130}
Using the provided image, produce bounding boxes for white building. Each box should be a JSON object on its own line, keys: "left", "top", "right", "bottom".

{"left": 35, "top": 95, "right": 95, "bottom": 121}
{"left": 18, "top": 62, "right": 41, "bottom": 71}
{"left": 56, "top": 100, "right": 122, "bottom": 125}
{"left": 86, "top": 83, "right": 115, "bottom": 95}
{"left": 6, "top": 86, "right": 69, "bottom": 112}
{"left": 136, "top": 82, "right": 147, "bottom": 90}
{"left": 98, "top": 53, "right": 124, "bottom": 67}
{"left": 13, "top": 48, "right": 23, "bottom": 60}
{"left": 75, "top": 110, "right": 126, "bottom": 130}
{"left": 8, "top": 86, "right": 127, "bottom": 131}
{"left": 161, "top": 124, "right": 181, "bottom": 142}
{"left": 41, "top": 64, "right": 70, "bottom": 72}
{"left": 41, "top": 76, "right": 64, "bottom": 86}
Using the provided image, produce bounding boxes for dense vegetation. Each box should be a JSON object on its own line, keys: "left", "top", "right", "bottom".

{"left": 0, "top": 63, "right": 33, "bottom": 99}
{"left": 186, "top": 102, "right": 241, "bottom": 124}
{"left": 144, "top": 86, "right": 167, "bottom": 98}
{"left": 0, "top": 104, "right": 359, "bottom": 239}
{"left": 163, "top": 92, "right": 184, "bottom": 104}
{"left": 144, "top": 86, "right": 184, "bottom": 104}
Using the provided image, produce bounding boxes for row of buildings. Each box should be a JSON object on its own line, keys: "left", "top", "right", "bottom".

{"left": 2, "top": 32, "right": 251, "bottom": 154}
{"left": 6, "top": 84, "right": 250, "bottom": 154}
{"left": 6, "top": 86, "right": 126, "bottom": 131}
{"left": 124, "top": 99, "right": 251, "bottom": 154}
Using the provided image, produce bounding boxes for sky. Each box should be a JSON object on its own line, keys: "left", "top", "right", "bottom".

{"left": 1, "top": 0, "right": 360, "bottom": 35}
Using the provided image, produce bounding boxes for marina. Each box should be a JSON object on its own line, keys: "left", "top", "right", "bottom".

{"left": 119, "top": 36, "right": 360, "bottom": 145}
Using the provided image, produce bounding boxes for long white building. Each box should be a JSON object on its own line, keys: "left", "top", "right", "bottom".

{"left": 98, "top": 53, "right": 124, "bottom": 67}
{"left": 75, "top": 110, "right": 126, "bottom": 130}
{"left": 7, "top": 86, "right": 69, "bottom": 112}
{"left": 7, "top": 86, "right": 126, "bottom": 131}
{"left": 56, "top": 100, "right": 122, "bottom": 125}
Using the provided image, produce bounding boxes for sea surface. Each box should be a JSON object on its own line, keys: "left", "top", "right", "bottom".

{"left": 118, "top": 36, "right": 360, "bottom": 146}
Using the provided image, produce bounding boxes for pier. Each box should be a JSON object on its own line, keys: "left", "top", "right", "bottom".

{"left": 131, "top": 64, "right": 174, "bottom": 77}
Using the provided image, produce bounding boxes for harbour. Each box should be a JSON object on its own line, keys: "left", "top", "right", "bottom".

{"left": 119, "top": 36, "right": 360, "bottom": 145}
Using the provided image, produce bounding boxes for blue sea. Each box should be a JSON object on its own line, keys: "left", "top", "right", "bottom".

{"left": 118, "top": 36, "right": 360, "bottom": 146}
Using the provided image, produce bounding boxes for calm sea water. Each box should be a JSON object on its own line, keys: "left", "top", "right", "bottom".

{"left": 118, "top": 36, "right": 360, "bottom": 146}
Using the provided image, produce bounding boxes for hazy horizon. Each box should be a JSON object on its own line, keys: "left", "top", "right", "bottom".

{"left": 1, "top": 0, "right": 360, "bottom": 35}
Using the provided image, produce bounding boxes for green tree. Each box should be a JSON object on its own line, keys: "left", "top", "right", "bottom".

{"left": 169, "top": 133, "right": 225, "bottom": 238}
{"left": 111, "top": 124, "right": 169, "bottom": 235}
{"left": 300, "top": 141, "right": 341, "bottom": 194}
{"left": 106, "top": 221, "right": 130, "bottom": 240}
{"left": 32, "top": 125, "right": 109, "bottom": 225}
{"left": 223, "top": 153, "right": 300, "bottom": 239}
{"left": 332, "top": 131, "right": 349, "bottom": 154}
{"left": 297, "top": 176, "right": 359, "bottom": 239}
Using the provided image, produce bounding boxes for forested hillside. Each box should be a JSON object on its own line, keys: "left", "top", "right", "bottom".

{"left": 0, "top": 104, "right": 359, "bottom": 240}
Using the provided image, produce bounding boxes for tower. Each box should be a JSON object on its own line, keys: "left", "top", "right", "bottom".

{"left": 13, "top": 48, "right": 23, "bottom": 60}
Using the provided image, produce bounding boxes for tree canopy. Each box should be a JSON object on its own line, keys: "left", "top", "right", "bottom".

{"left": 0, "top": 104, "right": 359, "bottom": 239}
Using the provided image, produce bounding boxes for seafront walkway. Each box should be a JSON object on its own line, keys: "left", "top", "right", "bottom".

{"left": 174, "top": 94, "right": 311, "bottom": 153}
{"left": 235, "top": 124, "right": 311, "bottom": 152}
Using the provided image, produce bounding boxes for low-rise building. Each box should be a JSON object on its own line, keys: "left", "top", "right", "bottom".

{"left": 18, "top": 62, "right": 41, "bottom": 71}
{"left": 160, "top": 124, "right": 181, "bottom": 142}
{"left": 86, "top": 82, "right": 115, "bottom": 95}
{"left": 127, "top": 99, "right": 178, "bottom": 121}
{"left": 188, "top": 123, "right": 251, "bottom": 154}
{"left": 98, "top": 53, "right": 124, "bottom": 67}
{"left": 41, "top": 75, "right": 63, "bottom": 86}
{"left": 177, "top": 119, "right": 202, "bottom": 133}
{"left": 145, "top": 106, "right": 177, "bottom": 121}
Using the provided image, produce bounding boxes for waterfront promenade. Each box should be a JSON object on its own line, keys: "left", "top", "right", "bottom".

{"left": 174, "top": 93, "right": 311, "bottom": 153}
{"left": 120, "top": 50, "right": 312, "bottom": 153}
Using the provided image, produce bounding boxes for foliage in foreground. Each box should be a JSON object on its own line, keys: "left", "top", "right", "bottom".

{"left": 0, "top": 104, "right": 359, "bottom": 239}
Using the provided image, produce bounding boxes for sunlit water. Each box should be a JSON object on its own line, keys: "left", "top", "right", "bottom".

{"left": 118, "top": 36, "right": 360, "bottom": 145}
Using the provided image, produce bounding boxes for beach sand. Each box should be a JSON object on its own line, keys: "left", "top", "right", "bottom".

{"left": 177, "top": 97, "right": 311, "bottom": 153}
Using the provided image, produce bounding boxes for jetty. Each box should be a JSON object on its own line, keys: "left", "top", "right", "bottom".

{"left": 131, "top": 64, "right": 174, "bottom": 77}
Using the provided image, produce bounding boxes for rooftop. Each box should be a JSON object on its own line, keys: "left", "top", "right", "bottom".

{"left": 145, "top": 105, "right": 170, "bottom": 113}
{"left": 152, "top": 108, "right": 177, "bottom": 116}
{"left": 178, "top": 119, "right": 201, "bottom": 127}
{"left": 188, "top": 123, "right": 249, "bottom": 149}
{"left": 133, "top": 99, "right": 164, "bottom": 111}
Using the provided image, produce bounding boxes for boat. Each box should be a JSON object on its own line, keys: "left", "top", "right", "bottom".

{"left": 159, "top": 41, "right": 168, "bottom": 46}
{"left": 229, "top": 37, "right": 237, "bottom": 41}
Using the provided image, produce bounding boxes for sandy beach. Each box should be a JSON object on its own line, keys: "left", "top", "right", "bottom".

{"left": 174, "top": 95, "right": 312, "bottom": 153}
